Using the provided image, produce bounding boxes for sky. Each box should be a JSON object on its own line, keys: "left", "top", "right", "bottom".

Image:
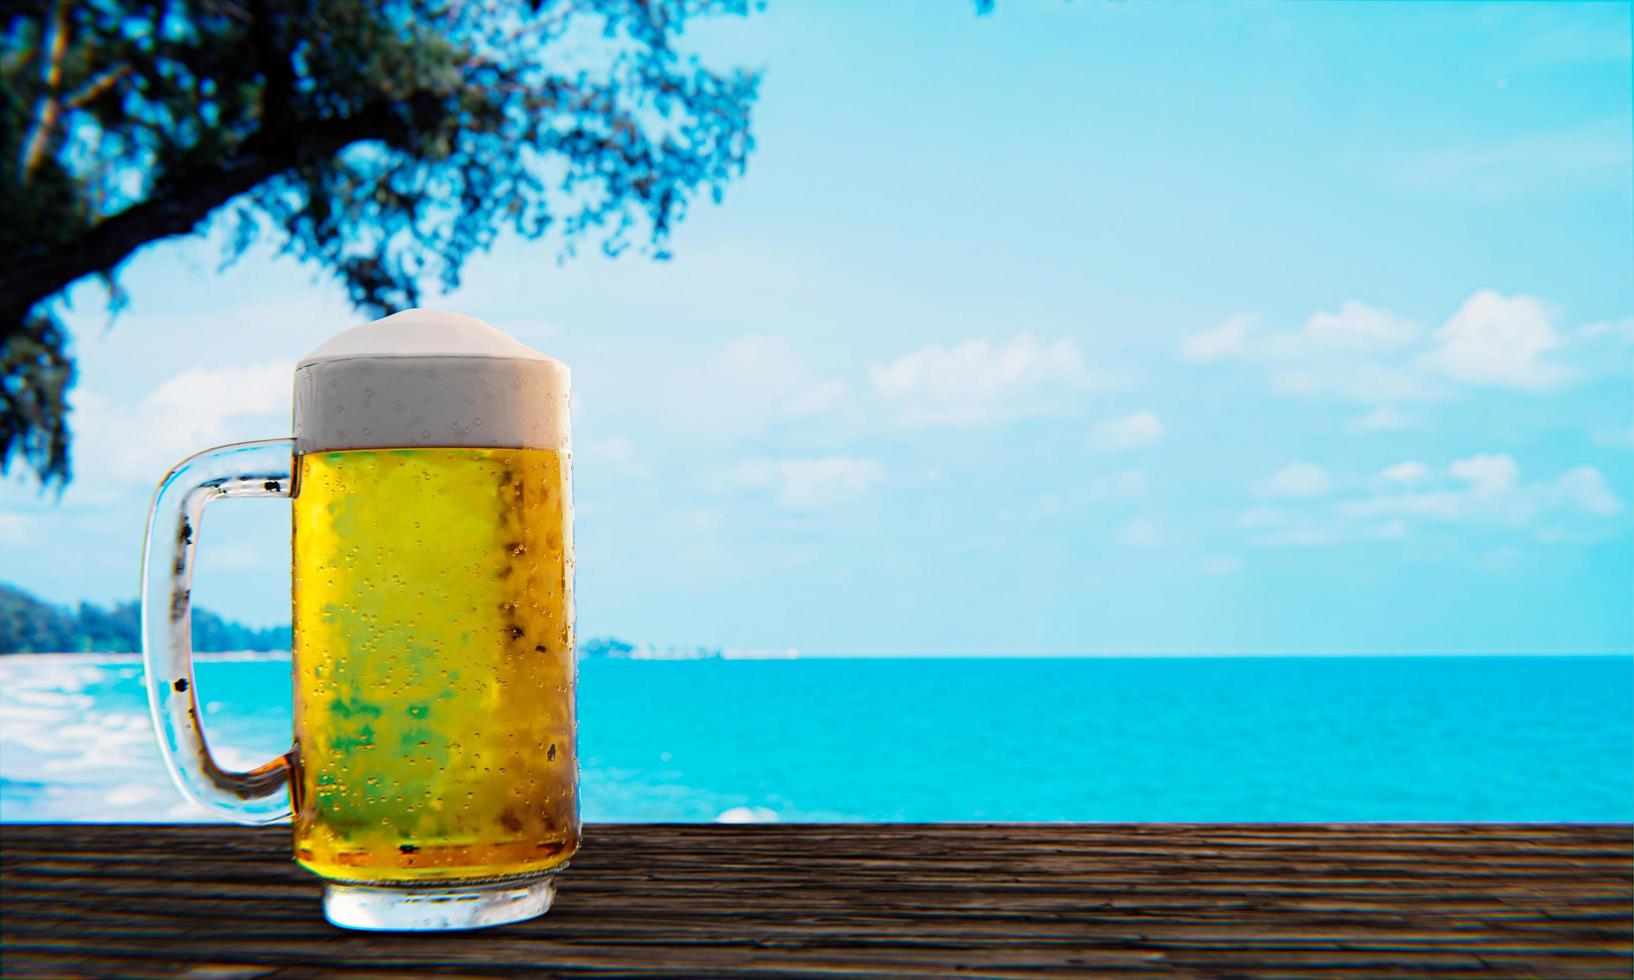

{"left": 2, "top": 1, "right": 1631, "bottom": 655}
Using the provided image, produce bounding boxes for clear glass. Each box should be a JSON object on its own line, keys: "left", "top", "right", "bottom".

{"left": 142, "top": 438, "right": 577, "bottom": 931}
{"left": 141, "top": 439, "right": 296, "bottom": 823}
{"left": 321, "top": 877, "right": 556, "bottom": 932}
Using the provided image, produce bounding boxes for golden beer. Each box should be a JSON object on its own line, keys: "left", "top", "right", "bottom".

{"left": 144, "top": 310, "right": 577, "bottom": 929}
{"left": 291, "top": 446, "right": 579, "bottom": 882}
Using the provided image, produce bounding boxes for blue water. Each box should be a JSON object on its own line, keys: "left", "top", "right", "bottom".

{"left": 2, "top": 655, "right": 1630, "bottom": 822}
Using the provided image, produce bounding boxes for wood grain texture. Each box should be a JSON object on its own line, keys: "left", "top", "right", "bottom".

{"left": 2, "top": 823, "right": 1629, "bottom": 978}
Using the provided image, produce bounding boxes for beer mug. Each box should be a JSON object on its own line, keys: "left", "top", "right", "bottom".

{"left": 140, "top": 310, "right": 579, "bottom": 931}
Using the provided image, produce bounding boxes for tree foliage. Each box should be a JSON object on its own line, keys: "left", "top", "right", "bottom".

{"left": 0, "top": 581, "right": 294, "bottom": 652}
{"left": 0, "top": 581, "right": 76, "bottom": 651}
{"left": 0, "top": 579, "right": 644, "bottom": 655}
{"left": 1, "top": 0, "right": 758, "bottom": 485}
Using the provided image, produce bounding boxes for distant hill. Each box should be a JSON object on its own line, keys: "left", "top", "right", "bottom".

{"left": 0, "top": 583, "right": 291, "bottom": 654}
{"left": 1, "top": 582, "right": 665, "bottom": 658}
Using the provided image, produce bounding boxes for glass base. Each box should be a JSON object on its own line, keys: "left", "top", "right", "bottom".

{"left": 322, "top": 875, "right": 556, "bottom": 932}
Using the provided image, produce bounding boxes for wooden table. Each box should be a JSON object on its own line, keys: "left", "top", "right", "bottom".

{"left": 3, "top": 824, "right": 1629, "bottom": 978}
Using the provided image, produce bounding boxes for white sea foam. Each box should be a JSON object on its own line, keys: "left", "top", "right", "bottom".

{"left": 715, "top": 805, "right": 780, "bottom": 823}
{"left": 0, "top": 657, "right": 285, "bottom": 822}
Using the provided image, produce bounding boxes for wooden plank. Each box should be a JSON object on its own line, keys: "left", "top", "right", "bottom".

{"left": 2, "top": 824, "right": 1629, "bottom": 978}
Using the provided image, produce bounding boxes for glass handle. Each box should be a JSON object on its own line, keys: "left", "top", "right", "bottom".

{"left": 140, "top": 438, "right": 295, "bottom": 824}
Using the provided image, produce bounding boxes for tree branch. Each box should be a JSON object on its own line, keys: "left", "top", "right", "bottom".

{"left": 20, "top": 0, "right": 71, "bottom": 180}
{"left": 1, "top": 104, "right": 417, "bottom": 332}
{"left": 250, "top": 0, "right": 295, "bottom": 141}
{"left": 64, "top": 65, "right": 131, "bottom": 111}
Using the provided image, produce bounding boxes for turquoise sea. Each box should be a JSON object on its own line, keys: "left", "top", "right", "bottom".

{"left": 2, "top": 654, "right": 1630, "bottom": 823}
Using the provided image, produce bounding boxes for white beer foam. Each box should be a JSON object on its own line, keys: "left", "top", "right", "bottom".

{"left": 293, "top": 309, "right": 570, "bottom": 453}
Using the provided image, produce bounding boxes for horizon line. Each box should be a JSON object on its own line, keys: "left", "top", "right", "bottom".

{"left": 2, "top": 650, "right": 1630, "bottom": 664}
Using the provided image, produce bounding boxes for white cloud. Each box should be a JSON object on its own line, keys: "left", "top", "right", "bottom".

{"left": 1449, "top": 453, "right": 1520, "bottom": 495}
{"left": 580, "top": 435, "right": 653, "bottom": 480}
{"left": 1237, "top": 505, "right": 1337, "bottom": 546}
{"left": 71, "top": 360, "right": 294, "bottom": 485}
{"left": 1115, "top": 516, "right": 1164, "bottom": 548}
{"left": 1349, "top": 406, "right": 1413, "bottom": 432}
{"left": 1248, "top": 302, "right": 1418, "bottom": 364}
{"left": 589, "top": 435, "right": 635, "bottom": 462}
{"left": 1578, "top": 317, "right": 1634, "bottom": 344}
{"left": 870, "top": 333, "right": 1105, "bottom": 425}
{"left": 1253, "top": 463, "right": 1331, "bottom": 499}
{"left": 1088, "top": 469, "right": 1148, "bottom": 500}
{"left": 1199, "top": 554, "right": 1242, "bottom": 575}
{"left": 655, "top": 507, "right": 728, "bottom": 568}
{"left": 1370, "top": 520, "right": 1410, "bottom": 541}
{"left": 1343, "top": 455, "right": 1526, "bottom": 524}
{"left": 1244, "top": 454, "right": 1624, "bottom": 549}
{"left": 1340, "top": 454, "right": 1625, "bottom": 532}
{"left": 1297, "top": 301, "right": 1419, "bottom": 351}
{"left": 1420, "top": 291, "right": 1566, "bottom": 390}
{"left": 1377, "top": 461, "right": 1430, "bottom": 485}
{"left": 1089, "top": 411, "right": 1164, "bottom": 452}
{"left": 1268, "top": 362, "right": 1432, "bottom": 404}
{"left": 666, "top": 335, "right": 848, "bottom": 438}
{"left": 0, "top": 512, "right": 26, "bottom": 544}
{"left": 1262, "top": 300, "right": 1421, "bottom": 361}
{"left": 1557, "top": 466, "right": 1620, "bottom": 515}
{"left": 1181, "top": 314, "right": 1255, "bottom": 362}
{"left": 715, "top": 456, "right": 883, "bottom": 510}
{"left": 1182, "top": 291, "right": 1622, "bottom": 418}
{"left": 1594, "top": 423, "right": 1634, "bottom": 449}
{"left": 784, "top": 380, "right": 849, "bottom": 417}
{"left": 152, "top": 361, "right": 290, "bottom": 414}
{"left": 1254, "top": 521, "right": 1337, "bottom": 547}
{"left": 1340, "top": 490, "right": 1476, "bottom": 522}
{"left": 1192, "top": 301, "right": 1435, "bottom": 407}
{"left": 1014, "top": 470, "right": 1146, "bottom": 523}
{"left": 661, "top": 508, "right": 726, "bottom": 537}
{"left": 1237, "top": 506, "right": 1286, "bottom": 530}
